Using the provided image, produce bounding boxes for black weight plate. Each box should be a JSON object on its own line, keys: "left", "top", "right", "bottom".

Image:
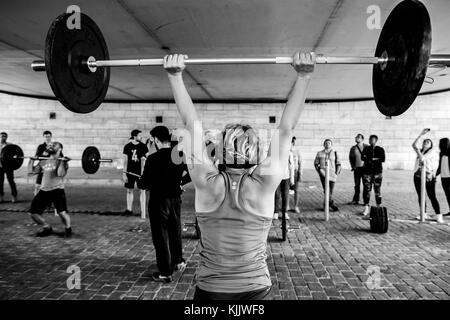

{"left": 45, "top": 13, "right": 110, "bottom": 113}
{"left": 1, "top": 144, "right": 24, "bottom": 171}
{"left": 82, "top": 146, "right": 101, "bottom": 174}
{"left": 372, "top": 0, "right": 431, "bottom": 117}
{"left": 370, "top": 206, "right": 388, "bottom": 234}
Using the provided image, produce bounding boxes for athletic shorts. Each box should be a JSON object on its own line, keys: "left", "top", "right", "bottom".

{"left": 29, "top": 189, "right": 67, "bottom": 215}
{"left": 124, "top": 173, "right": 144, "bottom": 189}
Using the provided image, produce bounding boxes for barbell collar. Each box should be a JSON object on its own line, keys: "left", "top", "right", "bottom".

{"left": 31, "top": 60, "right": 46, "bottom": 72}
{"left": 428, "top": 54, "right": 450, "bottom": 66}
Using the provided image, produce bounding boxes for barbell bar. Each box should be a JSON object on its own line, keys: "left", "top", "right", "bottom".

{"left": 31, "top": 54, "right": 450, "bottom": 73}
{"left": 29, "top": 0, "right": 435, "bottom": 117}
{"left": 31, "top": 56, "right": 389, "bottom": 72}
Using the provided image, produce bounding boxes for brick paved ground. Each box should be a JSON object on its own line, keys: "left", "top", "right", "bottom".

{"left": 0, "top": 170, "right": 449, "bottom": 300}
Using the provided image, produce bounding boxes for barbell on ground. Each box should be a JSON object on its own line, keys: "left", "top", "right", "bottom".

{"left": 30, "top": 0, "right": 442, "bottom": 117}
{"left": 0, "top": 144, "right": 113, "bottom": 175}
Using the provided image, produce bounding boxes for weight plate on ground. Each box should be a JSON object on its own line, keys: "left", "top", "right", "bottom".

{"left": 82, "top": 146, "right": 101, "bottom": 174}
{"left": 370, "top": 206, "right": 389, "bottom": 234}
{"left": 372, "top": 0, "right": 431, "bottom": 117}
{"left": 45, "top": 13, "right": 110, "bottom": 113}
{"left": 0, "top": 144, "right": 24, "bottom": 171}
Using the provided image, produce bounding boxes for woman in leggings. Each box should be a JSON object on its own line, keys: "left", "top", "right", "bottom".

{"left": 437, "top": 138, "right": 450, "bottom": 217}
{"left": 412, "top": 129, "right": 443, "bottom": 223}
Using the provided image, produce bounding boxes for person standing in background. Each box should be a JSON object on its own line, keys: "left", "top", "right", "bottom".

{"left": 437, "top": 138, "right": 450, "bottom": 217}
{"left": 123, "top": 129, "right": 148, "bottom": 216}
{"left": 0, "top": 132, "right": 18, "bottom": 203}
{"left": 314, "top": 139, "right": 341, "bottom": 212}
{"left": 348, "top": 134, "right": 368, "bottom": 205}
{"left": 411, "top": 129, "right": 442, "bottom": 223}
{"left": 140, "top": 126, "right": 190, "bottom": 283}
{"left": 274, "top": 152, "right": 294, "bottom": 220}
{"left": 361, "top": 135, "right": 385, "bottom": 216}
{"left": 290, "top": 136, "right": 302, "bottom": 214}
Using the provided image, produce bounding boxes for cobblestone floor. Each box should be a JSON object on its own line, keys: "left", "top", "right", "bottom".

{"left": 0, "top": 170, "right": 449, "bottom": 300}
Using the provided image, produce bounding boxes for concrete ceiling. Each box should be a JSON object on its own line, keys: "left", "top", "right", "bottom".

{"left": 0, "top": 0, "right": 449, "bottom": 102}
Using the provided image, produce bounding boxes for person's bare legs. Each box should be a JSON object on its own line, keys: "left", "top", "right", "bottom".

{"left": 140, "top": 189, "right": 147, "bottom": 218}
{"left": 30, "top": 212, "right": 53, "bottom": 236}
{"left": 126, "top": 189, "right": 134, "bottom": 212}
{"left": 57, "top": 211, "right": 71, "bottom": 228}
{"left": 30, "top": 213, "right": 50, "bottom": 228}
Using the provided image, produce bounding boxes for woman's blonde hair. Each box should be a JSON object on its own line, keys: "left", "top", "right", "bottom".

{"left": 217, "top": 124, "right": 261, "bottom": 169}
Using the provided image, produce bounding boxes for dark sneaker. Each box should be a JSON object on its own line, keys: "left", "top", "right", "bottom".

{"left": 123, "top": 210, "right": 133, "bottom": 216}
{"left": 349, "top": 200, "right": 359, "bottom": 205}
{"left": 174, "top": 261, "right": 187, "bottom": 272}
{"left": 330, "top": 203, "right": 339, "bottom": 212}
{"left": 65, "top": 227, "right": 72, "bottom": 238}
{"left": 152, "top": 272, "right": 172, "bottom": 283}
{"left": 36, "top": 227, "right": 53, "bottom": 237}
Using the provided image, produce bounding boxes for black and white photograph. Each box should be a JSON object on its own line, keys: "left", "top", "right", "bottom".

{"left": 0, "top": 0, "right": 449, "bottom": 313}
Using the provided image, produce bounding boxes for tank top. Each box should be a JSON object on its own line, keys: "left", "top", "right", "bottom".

{"left": 196, "top": 171, "right": 272, "bottom": 293}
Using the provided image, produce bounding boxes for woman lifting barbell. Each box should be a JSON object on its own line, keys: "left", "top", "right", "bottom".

{"left": 163, "top": 51, "right": 315, "bottom": 300}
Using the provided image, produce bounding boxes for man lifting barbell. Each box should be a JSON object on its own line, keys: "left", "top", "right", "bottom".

{"left": 163, "top": 51, "right": 314, "bottom": 300}
{"left": 27, "top": 142, "right": 72, "bottom": 237}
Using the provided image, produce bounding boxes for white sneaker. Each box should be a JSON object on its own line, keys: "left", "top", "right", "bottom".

{"left": 416, "top": 214, "right": 429, "bottom": 221}
{"left": 436, "top": 214, "right": 444, "bottom": 224}
{"left": 175, "top": 261, "right": 187, "bottom": 272}
{"left": 295, "top": 206, "right": 300, "bottom": 214}
{"left": 273, "top": 213, "right": 279, "bottom": 220}
{"left": 361, "top": 205, "right": 370, "bottom": 216}
{"left": 278, "top": 213, "right": 290, "bottom": 220}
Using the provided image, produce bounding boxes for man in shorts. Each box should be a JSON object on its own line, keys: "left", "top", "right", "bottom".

{"left": 28, "top": 142, "right": 71, "bottom": 237}
{"left": 123, "top": 129, "right": 148, "bottom": 216}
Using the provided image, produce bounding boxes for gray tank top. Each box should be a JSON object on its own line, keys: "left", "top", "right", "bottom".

{"left": 196, "top": 171, "right": 272, "bottom": 293}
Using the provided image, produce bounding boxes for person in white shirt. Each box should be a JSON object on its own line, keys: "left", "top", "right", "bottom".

{"left": 437, "top": 137, "right": 450, "bottom": 217}
{"left": 412, "top": 129, "right": 442, "bottom": 223}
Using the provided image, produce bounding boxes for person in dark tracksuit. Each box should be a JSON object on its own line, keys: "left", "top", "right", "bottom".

{"left": 141, "top": 126, "right": 190, "bottom": 283}
{"left": 361, "top": 135, "right": 385, "bottom": 216}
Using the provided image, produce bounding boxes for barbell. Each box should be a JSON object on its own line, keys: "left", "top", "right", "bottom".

{"left": 31, "top": 0, "right": 443, "bottom": 116}
{"left": 0, "top": 144, "right": 113, "bottom": 175}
